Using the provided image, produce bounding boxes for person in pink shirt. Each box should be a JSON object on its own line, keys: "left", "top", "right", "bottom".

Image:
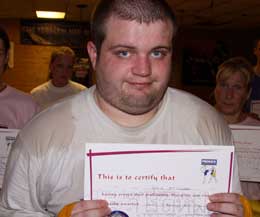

{"left": 0, "top": 26, "right": 39, "bottom": 129}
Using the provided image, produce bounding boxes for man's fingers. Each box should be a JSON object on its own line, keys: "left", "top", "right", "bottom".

{"left": 207, "top": 193, "right": 243, "bottom": 216}
{"left": 207, "top": 201, "right": 243, "bottom": 216}
{"left": 209, "top": 193, "right": 241, "bottom": 205}
{"left": 72, "top": 200, "right": 110, "bottom": 215}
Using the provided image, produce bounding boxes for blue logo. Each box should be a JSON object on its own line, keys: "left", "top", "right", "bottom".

{"left": 201, "top": 159, "right": 217, "bottom": 165}
{"left": 201, "top": 159, "right": 218, "bottom": 184}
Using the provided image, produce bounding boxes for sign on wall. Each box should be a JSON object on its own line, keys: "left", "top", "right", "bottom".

{"left": 20, "top": 19, "right": 90, "bottom": 56}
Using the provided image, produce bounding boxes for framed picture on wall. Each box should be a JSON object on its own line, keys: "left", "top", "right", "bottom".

{"left": 182, "top": 39, "right": 231, "bottom": 86}
{"left": 20, "top": 19, "right": 90, "bottom": 56}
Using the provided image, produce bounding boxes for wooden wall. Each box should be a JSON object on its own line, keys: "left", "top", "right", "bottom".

{"left": 1, "top": 19, "right": 60, "bottom": 92}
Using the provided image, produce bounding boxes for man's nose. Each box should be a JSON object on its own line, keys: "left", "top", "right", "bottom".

{"left": 132, "top": 56, "right": 151, "bottom": 77}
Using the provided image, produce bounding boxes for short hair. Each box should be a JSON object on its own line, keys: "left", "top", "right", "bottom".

{"left": 216, "top": 57, "right": 254, "bottom": 90}
{"left": 48, "top": 46, "right": 75, "bottom": 79}
{"left": 50, "top": 46, "right": 75, "bottom": 64}
{"left": 90, "top": 0, "right": 178, "bottom": 56}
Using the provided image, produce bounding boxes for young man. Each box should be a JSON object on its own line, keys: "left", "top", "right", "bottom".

{"left": 0, "top": 1, "right": 248, "bottom": 216}
{"left": 0, "top": 26, "right": 39, "bottom": 129}
{"left": 31, "top": 46, "right": 86, "bottom": 110}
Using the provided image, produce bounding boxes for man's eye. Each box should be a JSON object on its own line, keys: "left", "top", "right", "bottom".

{"left": 117, "top": 51, "right": 130, "bottom": 58}
{"left": 151, "top": 50, "right": 165, "bottom": 58}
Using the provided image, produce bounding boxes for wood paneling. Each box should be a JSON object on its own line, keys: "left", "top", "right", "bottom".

{"left": 1, "top": 19, "right": 59, "bottom": 92}
{"left": 3, "top": 45, "right": 57, "bottom": 92}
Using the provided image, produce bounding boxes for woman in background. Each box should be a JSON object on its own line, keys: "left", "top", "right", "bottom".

{"left": 214, "top": 56, "right": 260, "bottom": 125}
{"left": 214, "top": 56, "right": 260, "bottom": 216}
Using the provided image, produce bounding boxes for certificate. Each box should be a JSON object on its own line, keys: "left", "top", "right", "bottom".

{"left": 0, "top": 129, "right": 19, "bottom": 188}
{"left": 250, "top": 100, "right": 260, "bottom": 117}
{"left": 230, "top": 125, "right": 260, "bottom": 182}
{"left": 84, "top": 143, "right": 234, "bottom": 216}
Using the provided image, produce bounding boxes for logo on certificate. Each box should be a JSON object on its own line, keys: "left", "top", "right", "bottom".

{"left": 200, "top": 159, "right": 217, "bottom": 184}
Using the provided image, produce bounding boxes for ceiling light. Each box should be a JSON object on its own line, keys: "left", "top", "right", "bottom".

{"left": 36, "top": 11, "right": 65, "bottom": 19}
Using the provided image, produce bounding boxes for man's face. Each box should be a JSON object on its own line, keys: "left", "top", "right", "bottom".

{"left": 50, "top": 54, "right": 74, "bottom": 87}
{"left": 214, "top": 72, "right": 249, "bottom": 116}
{"left": 88, "top": 17, "right": 174, "bottom": 115}
{"left": 0, "top": 39, "right": 8, "bottom": 76}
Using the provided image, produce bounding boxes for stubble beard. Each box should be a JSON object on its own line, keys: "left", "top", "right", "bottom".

{"left": 100, "top": 83, "right": 166, "bottom": 115}
{"left": 119, "top": 90, "right": 160, "bottom": 115}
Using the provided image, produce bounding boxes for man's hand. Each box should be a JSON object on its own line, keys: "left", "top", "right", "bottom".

{"left": 207, "top": 193, "right": 244, "bottom": 216}
{"left": 71, "top": 200, "right": 111, "bottom": 217}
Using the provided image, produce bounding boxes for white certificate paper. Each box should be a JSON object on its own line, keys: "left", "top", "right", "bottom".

{"left": 230, "top": 125, "right": 260, "bottom": 182}
{"left": 0, "top": 129, "right": 19, "bottom": 188}
{"left": 84, "top": 143, "right": 234, "bottom": 216}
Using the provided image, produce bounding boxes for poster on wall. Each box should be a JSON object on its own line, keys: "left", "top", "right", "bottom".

{"left": 20, "top": 19, "right": 92, "bottom": 87}
{"left": 20, "top": 19, "right": 90, "bottom": 56}
{"left": 182, "top": 40, "right": 231, "bottom": 86}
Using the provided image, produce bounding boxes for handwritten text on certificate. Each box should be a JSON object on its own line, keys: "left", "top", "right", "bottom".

{"left": 84, "top": 143, "right": 234, "bottom": 217}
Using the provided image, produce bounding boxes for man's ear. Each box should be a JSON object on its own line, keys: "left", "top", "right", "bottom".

{"left": 87, "top": 41, "right": 98, "bottom": 70}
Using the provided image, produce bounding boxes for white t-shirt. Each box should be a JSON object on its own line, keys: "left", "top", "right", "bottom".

{"left": 0, "top": 86, "right": 241, "bottom": 216}
{"left": 31, "top": 80, "right": 86, "bottom": 110}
